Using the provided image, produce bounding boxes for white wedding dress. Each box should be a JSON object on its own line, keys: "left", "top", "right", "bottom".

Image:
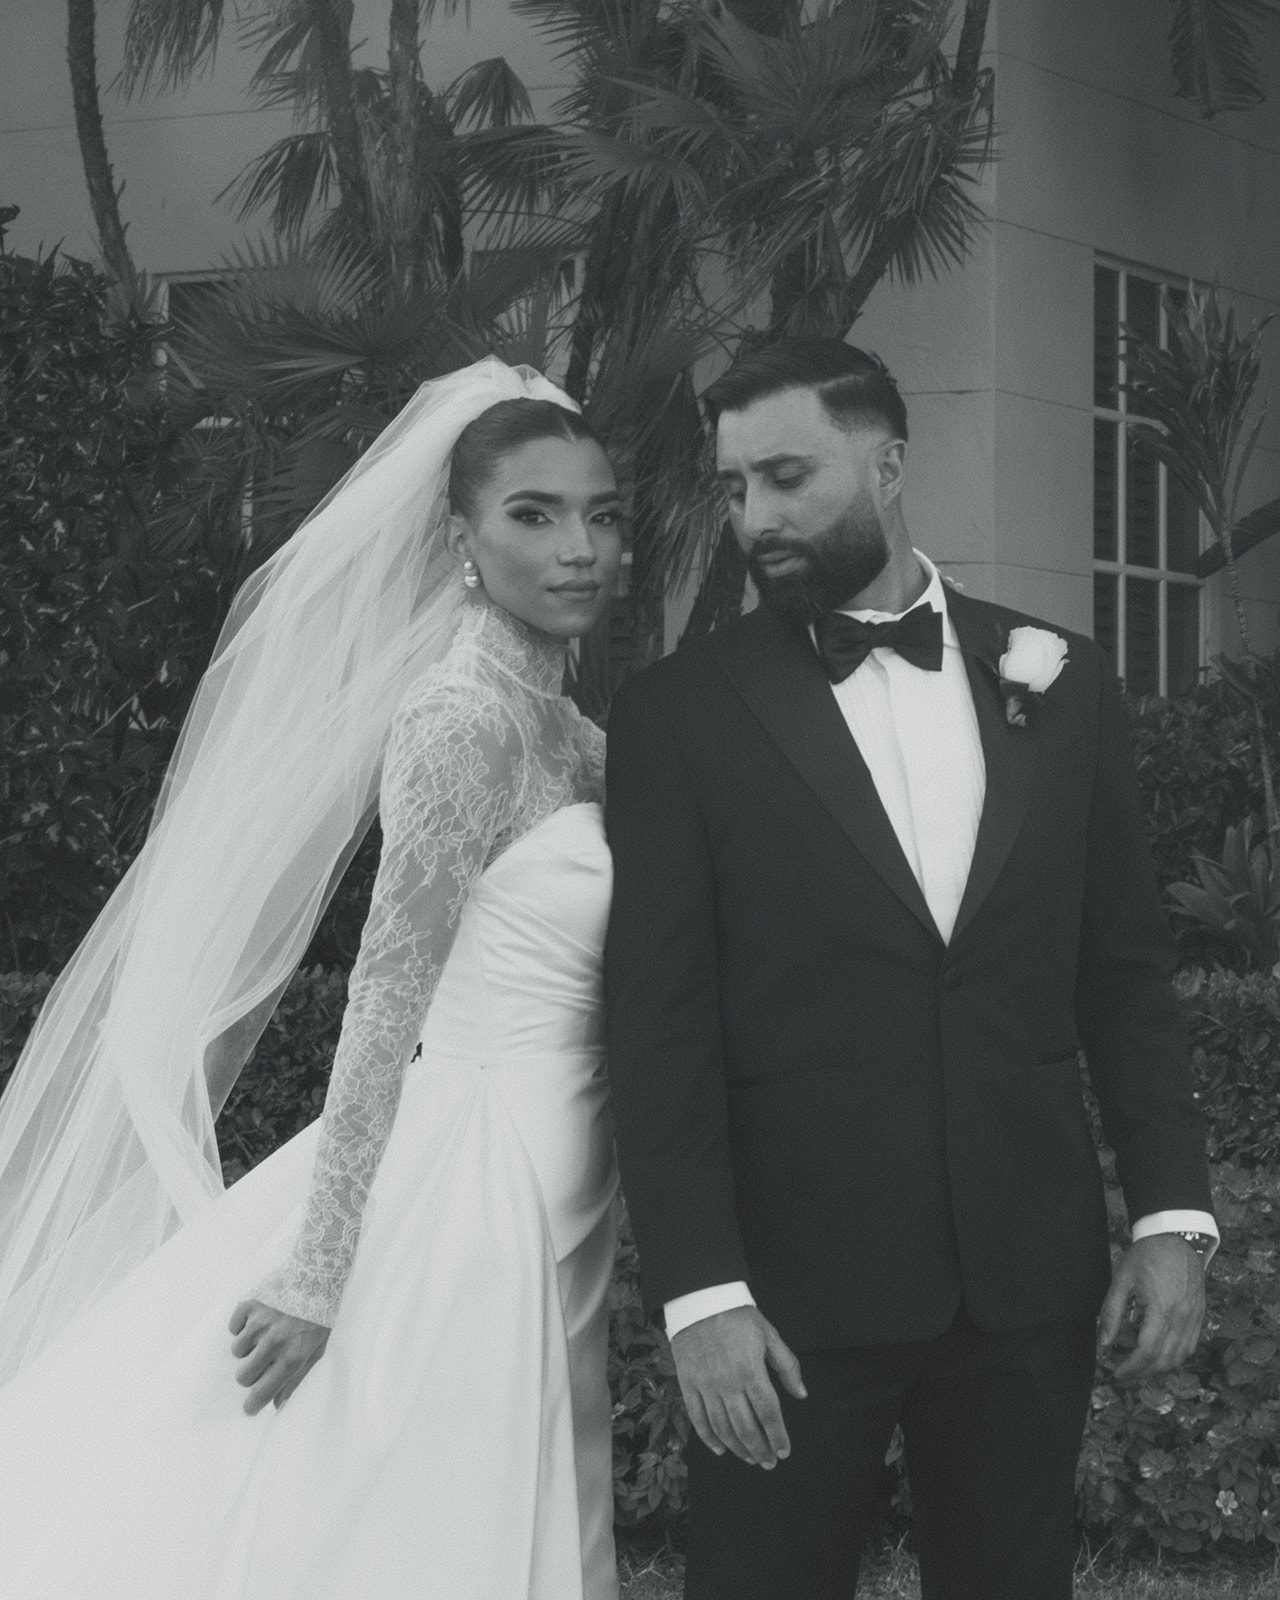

{"left": 0, "top": 604, "right": 620, "bottom": 1600}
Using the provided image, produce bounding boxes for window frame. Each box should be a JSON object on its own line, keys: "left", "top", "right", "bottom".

{"left": 1093, "top": 260, "right": 1206, "bottom": 697}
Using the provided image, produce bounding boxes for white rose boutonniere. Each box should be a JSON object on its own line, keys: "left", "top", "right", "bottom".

{"left": 997, "top": 626, "right": 1068, "bottom": 727}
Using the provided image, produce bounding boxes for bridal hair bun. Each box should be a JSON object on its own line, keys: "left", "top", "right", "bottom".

{"left": 447, "top": 398, "right": 597, "bottom": 523}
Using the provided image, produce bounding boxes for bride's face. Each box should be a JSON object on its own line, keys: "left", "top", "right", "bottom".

{"left": 452, "top": 436, "right": 623, "bottom": 640}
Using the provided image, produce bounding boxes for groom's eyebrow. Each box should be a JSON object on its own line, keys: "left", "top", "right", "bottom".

{"left": 716, "top": 452, "right": 816, "bottom": 480}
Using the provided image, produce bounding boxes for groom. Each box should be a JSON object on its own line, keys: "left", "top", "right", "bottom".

{"left": 603, "top": 339, "right": 1217, "bottom": 1599}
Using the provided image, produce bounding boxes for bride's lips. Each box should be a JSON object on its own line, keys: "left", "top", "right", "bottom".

{"left": 547, "top": 581, "right": 602, "bottom": 597}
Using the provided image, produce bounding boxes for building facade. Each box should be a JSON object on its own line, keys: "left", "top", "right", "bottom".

{"left": 854, "top": 0, "right": 1280, "bottom": 690}
{"left": 4, "top": 0, "right": 1280, "bottom": 686}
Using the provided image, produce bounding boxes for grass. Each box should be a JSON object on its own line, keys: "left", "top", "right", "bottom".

{"left": 617, "top": 1537, "right": 1280, "bottom": 1599}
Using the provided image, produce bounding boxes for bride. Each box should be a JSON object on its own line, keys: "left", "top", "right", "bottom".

{"left": 0, "top": 359, "right": 625, "bottom": 1598}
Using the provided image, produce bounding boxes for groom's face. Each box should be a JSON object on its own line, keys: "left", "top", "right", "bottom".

{"left": 715, "top": 387, "right": 900, "bottom": 626}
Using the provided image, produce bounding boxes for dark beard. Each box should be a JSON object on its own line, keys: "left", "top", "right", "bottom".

{"left": 749, "top": 497, "right": 890, "bottom": 628}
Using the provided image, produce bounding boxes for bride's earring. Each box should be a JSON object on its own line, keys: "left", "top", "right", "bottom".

{"left": 462, "top": 558, "right": 482, "bottom": 591}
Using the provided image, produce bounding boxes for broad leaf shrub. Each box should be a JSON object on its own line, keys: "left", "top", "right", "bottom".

{"left": 0, "top": 971, "right": 53, "bottom": 1101}
{"left": 1126, "top": 682, "right": 1268, "bottom": 893}
{"left": 1169, "top": 818, "right": 1280, "bottom": 974}
{"left": 1178, "top": 967, "right": 1280, "bottom": 1166}
{"left": 0, "top": 247, "right": 220, "bottom": 972}
{"left": 609, "top": 1206, "right": 690, "bottom": 1529}
{"left": 1079, "top": 1161, "right": 1280, "bottom": 1555}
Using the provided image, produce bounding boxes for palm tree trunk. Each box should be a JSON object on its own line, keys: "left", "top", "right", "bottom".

{"left": 67, "top": 0, "right": 135, "bottom": 282}
{"left": 388, "top": 0, "right": 421, "bottom": 132}
{"left": 387, "top": 0, "right": 424, "bottom": 287}
{"left": 565, "top": 191, "right": 628, "bottom": 403}
{"left": 306, "top": 0, "right": 370, "bottom": 241}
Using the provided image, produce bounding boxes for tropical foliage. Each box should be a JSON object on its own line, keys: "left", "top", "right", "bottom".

{"left": 1123, "top": 285, "right": 1280, "bottom": 862}
{"left": 0, "top": 246, "right": 219, "bottom": 970}
{"left": 1168, "top": 818, "right": 1280, "bottom": 972}
{"left": 510, "top": 0, "right": 997, "bottom": 642}
{"left": 1127, "top": 675, "right": 1267, "bottom": 890}
{"left": 1168, "top": 0, "right": 1280, "bottom": 118}
{"left": 1178, "top": 966, "right": 1280, "bottom": 1164}
{"left": 1080, "top": 1162, "right": 1280, "bottom": 1556}
{"left": 89, "top": 0, "right": 999, "bottom": 686}
{"left": 60, "top": 2, "right": 1280, "bottom": 675}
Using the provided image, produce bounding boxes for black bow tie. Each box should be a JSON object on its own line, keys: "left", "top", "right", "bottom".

{"left": 814, "top": 603, "right": 944, "bottom": 682}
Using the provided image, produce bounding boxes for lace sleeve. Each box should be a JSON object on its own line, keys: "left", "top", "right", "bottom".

{"left": 250, "top": 678, "right": 525, "bottom": 1324}
{"left": 573, "top": 710, "right": 607, "bottom": 802}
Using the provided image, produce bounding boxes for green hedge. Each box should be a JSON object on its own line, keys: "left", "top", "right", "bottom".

{"left": 0, "top": 250, "right": 221, "bottom": 972}
{"left": 1078, "top": 1158, "right": 1279, "bottom": 1554}
{"left": 1177, "top": 968, "right": 1280, "bottom": 1168}
{"left": 2, "top": 965, "right": 1278, "bottom": 1551}
{"left": 1126, "top": 684, "right": 1268, "bottom": 894}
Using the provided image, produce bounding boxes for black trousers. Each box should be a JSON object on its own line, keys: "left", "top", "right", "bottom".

{"left": 684, "top": 1307, "right": 1097, "bottom": 1600}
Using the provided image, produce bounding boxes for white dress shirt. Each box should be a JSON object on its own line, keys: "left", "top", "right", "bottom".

{"left": 663, "top": 553, "right": 1215, "bottom": 1340}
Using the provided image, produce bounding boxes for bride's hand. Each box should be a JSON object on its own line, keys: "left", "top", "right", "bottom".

{"left": 228, "top": 1300, "right": 330, "bottom": 1415}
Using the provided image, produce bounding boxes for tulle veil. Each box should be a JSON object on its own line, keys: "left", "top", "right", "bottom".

{"left": 0, "top": 357, "right": 580, "bottom": 1384}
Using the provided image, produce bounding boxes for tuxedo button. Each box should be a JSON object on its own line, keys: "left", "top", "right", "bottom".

{"left": 941, "top": 968, "right": 962, "bottom": 991}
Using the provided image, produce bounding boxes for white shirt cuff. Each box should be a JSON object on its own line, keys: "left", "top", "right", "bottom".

{"left": 1131, "top": 1209, "right": 1220, "bottom": 1264}
{"left": 663, "top": 1281, "right": 756, "bottom": 1339}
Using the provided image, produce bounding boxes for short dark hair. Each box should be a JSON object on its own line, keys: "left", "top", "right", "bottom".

{"left": 702, "top": 337, "right": 908, "bottom": 442}
{"left": 448, "top": 398, "right": 602, "bottom": 521}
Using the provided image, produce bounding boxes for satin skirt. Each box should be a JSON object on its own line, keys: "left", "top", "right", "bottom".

{"left": 0, "top": 1047, "right": 620, "bottom": 1600}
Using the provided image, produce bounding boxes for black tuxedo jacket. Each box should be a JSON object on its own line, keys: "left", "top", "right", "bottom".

{"left": 603, "top": 590, "right": 1213, "bottom": 1352}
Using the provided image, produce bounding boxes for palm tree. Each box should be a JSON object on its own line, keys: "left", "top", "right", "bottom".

{"left": 115, "top": 0, "right": 582, "bottom": 571}
{"left": 108, "top": 0, "right": 1280, "bottom": 685}
{"left": 120, "top": 0, "right": 547, "bottom": 292}
{"left": 66, "top": 0, "right": 136, "bottom": 283}
{"left": 121, "top": 1, "right": 371, "bottom": 238}
{"left": 507, "top": 0, "right": 994, "bottom": 648}
{"left": 152, "top": 228, "right": 584, "bottom": 596}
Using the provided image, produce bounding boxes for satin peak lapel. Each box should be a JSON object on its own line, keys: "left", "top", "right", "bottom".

{"left": 718, "top": 609, "right": 943, "bottom": 943}
{"left": 947, "top": 592, "right": 1041, "bottom": 944}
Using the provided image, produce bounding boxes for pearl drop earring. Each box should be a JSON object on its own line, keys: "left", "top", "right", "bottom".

{"left": 462, "top": 558, "right": 481, "bottom": 590}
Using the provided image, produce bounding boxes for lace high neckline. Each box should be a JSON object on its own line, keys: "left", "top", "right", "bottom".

{"left": 460, "top": 597, "right": 567, "bottom": 698}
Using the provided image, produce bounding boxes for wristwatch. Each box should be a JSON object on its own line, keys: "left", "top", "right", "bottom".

{"left": 1174, "top": 1230, "right": 1215, "bottom": 1259}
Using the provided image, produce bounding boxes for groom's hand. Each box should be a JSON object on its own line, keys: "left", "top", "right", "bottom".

{"left": 669, "top": 1306, "right": 807, "bottom": 1469}
{"left": 229, "top": 1299, "right": 330, "bottom": 1414}
{"left": 1097, "top": 1234, "right": 1206, "bottom": 1380}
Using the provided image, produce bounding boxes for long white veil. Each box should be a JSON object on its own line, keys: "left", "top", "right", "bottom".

{"left": 0, "top": 357, "right": 579, "bottom": 1384}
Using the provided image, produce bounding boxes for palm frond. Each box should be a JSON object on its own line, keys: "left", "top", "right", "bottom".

{"left": 555, "top": 129, "right": 709, "bottom": 214}
{"left": 456, "top": 125, "right": 569, "bottom": 217}
{"left": 211, "top": 235, "right": 384, "bottom": 320}
{"left": 611, "top": 80, "right": 736, "bottom": 170}
{"left": 446, "top": 57, "right": 535, "bottom": 130}
{"left": 240, "top": 6, "right": 341, "bottom": 119}
{"left": 698, "top": 0, "right": 941, "bottom": 150}
{"left": 587, "top": 310, "right": 737, "bottom": 596}
{"left": 120, "top": 0, "right": 226, "bottom": 97}
{"left": 462, "top": 243, "right": 570, "bottom": 320}
{"left": 1168, "top": 0, "right": 1280, "bottom": 117}
{"left": 420, "top": 0, "right": 474, "bottom": 22}
{"left": 220, "top": 132, "right": 337, "bottom": 233}
{"left": 1122, "top": 283, "right": 1272, "bottom": 536}
{"left": 474, "top": 280, "right": 563, "bottom": 373}
{"left": 833, "top": 97, "right": 992, "bottom": 277}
